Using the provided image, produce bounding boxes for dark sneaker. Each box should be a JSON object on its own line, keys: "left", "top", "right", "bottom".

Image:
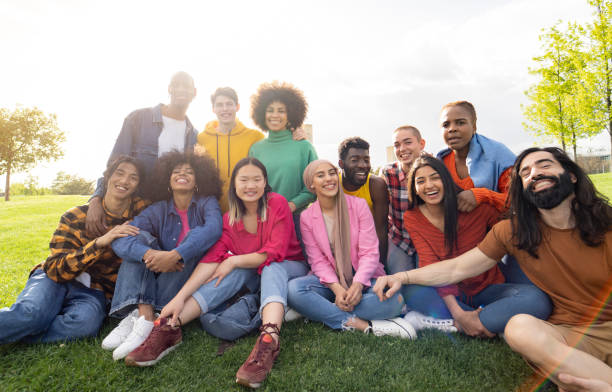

{"left": 236, "top": 323, "right": 280, "bottom": 388}
{"left": 125, "top": 317, "right": 182, "bottom": 367}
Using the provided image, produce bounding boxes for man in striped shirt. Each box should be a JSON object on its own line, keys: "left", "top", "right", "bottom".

{"left": 382, "top": 125, "right": 426, "bottom": 274}
{"left": 0, "top": 156, "right": 148, "bottom": 343}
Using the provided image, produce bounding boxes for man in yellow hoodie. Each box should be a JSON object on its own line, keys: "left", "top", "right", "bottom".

{"left": 197, "top": 87, "right": 264, "bottom": 212}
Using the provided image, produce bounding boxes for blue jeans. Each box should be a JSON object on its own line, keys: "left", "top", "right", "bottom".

{"left": 386, "top": 240, "right": 417, "bottom": 274}
{"left": 109, "top": 232, "right": 199, "bottom": 318}
{"left": 260, "top": 260, "right": 309, "bottom": 312}
{"left": 288, "top": 275, "right": 404, "bottom": 330}
{"left": 292, "top": 213, "right": 308, "bottom": 262}
{"left": 499, "top": 255, "right": 533, "bottom": 284}
{"left": 0, "top": 269, "right": 106, "bottom": 343}
{"left": 402, "top": 282, "right": 552, "bottom": 334}
{"left": 191, "top": 268, "right": 259, "bottom": 314}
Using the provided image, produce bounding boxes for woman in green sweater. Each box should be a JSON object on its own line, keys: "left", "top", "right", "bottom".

{"left": 248, "top": 81, "right": 318, "bottom": 243}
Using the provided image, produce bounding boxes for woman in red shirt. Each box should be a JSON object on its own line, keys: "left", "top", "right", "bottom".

{"left": 123, "top": 158, "right": 307, "bottom": 386}
{"left": 402, "top": 156, "right": 551, "bottom": 337}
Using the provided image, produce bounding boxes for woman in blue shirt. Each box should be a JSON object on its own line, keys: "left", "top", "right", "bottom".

{"left": 101, "top": 150, "right": 223, "bottom": 361}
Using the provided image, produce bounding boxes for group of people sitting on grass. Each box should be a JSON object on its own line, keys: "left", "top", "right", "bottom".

{"left": 1, "top": 72, "right": 610, "bottom": 391}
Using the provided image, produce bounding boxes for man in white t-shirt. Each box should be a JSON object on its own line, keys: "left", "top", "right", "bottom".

{"left": 86, "top": 71, "right": 198, "bottom": 236}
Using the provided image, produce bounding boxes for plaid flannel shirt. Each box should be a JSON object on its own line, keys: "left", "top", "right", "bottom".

{"left": 37, "top": 197, "right": 148, "bottom": 299}
{"left": 382, "top": 162, "right": 415, "bottom": 255}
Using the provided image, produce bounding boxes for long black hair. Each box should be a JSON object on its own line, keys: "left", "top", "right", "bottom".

{"left": 151, "top": 150, "right": 222, "bottom": 202}
{"left": 227, "top": 157, "right": 272, "bottom": 225}
{"left": 510, "top": 147, "right": 612, "bottom": 257}
{"left": 407, "top": 156, "right": 462, "bottom": 256}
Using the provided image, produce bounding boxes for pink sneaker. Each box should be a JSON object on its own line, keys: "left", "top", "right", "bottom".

{"left": 125, "top": 317, "right": 182, "bottom": 367}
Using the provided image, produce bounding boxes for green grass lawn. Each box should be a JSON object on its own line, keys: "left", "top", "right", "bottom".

{"left": 5, "top": 175, "right": 609, "bottom": 392}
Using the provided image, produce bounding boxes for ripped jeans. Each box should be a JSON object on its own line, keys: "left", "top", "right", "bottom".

{"left": 287, "top": 275, "right": 404, "bottom": 330}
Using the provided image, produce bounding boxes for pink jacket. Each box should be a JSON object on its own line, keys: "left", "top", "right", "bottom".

{"left": 300, "top": 194, "right": 385, "bottom": 287}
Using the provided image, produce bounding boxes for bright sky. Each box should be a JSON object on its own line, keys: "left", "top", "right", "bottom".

{"left": 1, "top": 0, "right": 606, "bottom": 189}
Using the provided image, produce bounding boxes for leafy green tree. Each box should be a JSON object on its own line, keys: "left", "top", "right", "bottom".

{"left": 522, "top": 24, "right": 590, "bottom": 160}
{"left": 578, "top": 0, "right": 612, "bottom": 170}
{"left": 51, "top": 172, "right": 94, "bottom": 195}
{"left": 0, "top": 106, "right": 65, "bottom": 201}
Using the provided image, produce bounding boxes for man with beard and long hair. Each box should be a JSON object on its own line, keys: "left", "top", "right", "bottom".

{"left": 338, "top": 137, "right": 389, "bottom": 263}
{"left": 374, "top": 147, "right": 612, "bottom": 391}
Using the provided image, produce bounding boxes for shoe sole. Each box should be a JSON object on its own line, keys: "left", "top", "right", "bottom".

{"left": 125, "top": 341, "right": 182, "bottom": 367}
{"left": 384, "top": 319, "right": 417, "bottom": 339}
{"left": 236, "top": 376, "right": 262, "bottom": 389}
{"left": 235, "top": 353, "right": 279, "bottom": 389}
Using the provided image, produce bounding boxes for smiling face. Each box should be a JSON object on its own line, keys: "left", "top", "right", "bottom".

{"left": 106, "top": 162, "right": 140, "bottom": 200}
{"left": 168, "top": 73, "right": 196, "bottom": 109}
{"left": 265, "top": 101, "right": 288, "bottom": 131}
{"left": 234, "top": 164, "right": 266, "bottom": 204}
{"left": 170, "top": 163, "right": 196, "bottom": 193}
{"left": 440, "top": 105, "right": 476, "bottom": 153}
{"left": 518, "top": 151, "right": 576, "bottom": 209}
{"left": 414, "top": 165, "right": 444, "bottom": 206}
{"left": 340, "top": 147, "right": 371, "bottom": 188}
{"left": 213, "top": 95, "right": 239, "bottom": 127}
{"left": 393, "top": 128, "right": 425, "bottom": 171}
{"left": 311, "top": 162, "right": 340, "bottom": 199}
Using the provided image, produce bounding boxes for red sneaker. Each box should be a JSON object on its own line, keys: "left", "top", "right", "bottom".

{"left": 236, "top": 323, "right": 280, "bottom": 388}
{"left": 125, "top": 317, "right": 182, "bottom": 367}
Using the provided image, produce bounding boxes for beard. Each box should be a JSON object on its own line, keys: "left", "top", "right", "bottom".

{"left": 524, "top": 171, "right": 575, "bottom": 210}
{"left": 344, "top": 167, "right": 369, "bottom": 187}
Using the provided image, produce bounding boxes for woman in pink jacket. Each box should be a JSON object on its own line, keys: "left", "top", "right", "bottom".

{"left": 287, "top": 160, "right": 414, "bottom": 338}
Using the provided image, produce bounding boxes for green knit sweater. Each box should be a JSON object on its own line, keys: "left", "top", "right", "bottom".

{"left": 248, "top": 130, "right": 318, "bottom": 211}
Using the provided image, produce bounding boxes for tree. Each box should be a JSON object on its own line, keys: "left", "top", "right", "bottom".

{"left": 0, "top": 106, "right": 65, "bottom": 201}
{"left": 51, "top": 172, "right": 94, "bottom": 195}
{"left": 578, "top": 0, "right": 612, "bottom": 171}
{"left": 522, "top": 24, "right": 594, "bottom": 160}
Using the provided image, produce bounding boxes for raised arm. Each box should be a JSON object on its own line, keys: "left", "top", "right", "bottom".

{"left": 373, "top": 247, "right": 497, "bottom": 301}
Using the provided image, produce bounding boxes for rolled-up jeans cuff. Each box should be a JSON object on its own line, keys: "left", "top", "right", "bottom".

{"left": 260, "top": 295, "right": 286, "bottom": 314}
{"left": 192, "top": 290, "right": 210, "bottom": 315}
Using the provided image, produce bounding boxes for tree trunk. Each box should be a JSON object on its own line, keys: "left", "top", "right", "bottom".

{"left": 561, "top": 136, "right": 566, "bottom": 152}
{"left": 609, "top": 128, "right": 612, "bottom": 173}
{"left": 4, "top": 165, "right": 10, "bottom": 201}
{"left": 572, "top": 129, "right": 577, "bottom": 161}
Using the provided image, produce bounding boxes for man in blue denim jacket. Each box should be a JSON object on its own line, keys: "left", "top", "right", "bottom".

{"left": 87, "top": 72, "right": 198, "bottom": 236}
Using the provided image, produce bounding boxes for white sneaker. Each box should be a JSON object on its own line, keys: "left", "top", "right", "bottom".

{"left": 404, "top": 311, "right": 457, "bottom": 333}
{"left": 284, "top": 308, "right": 303, "bottom": 322}
{"left": 367, "top": 318, "right": 417, "bottom": 339}
{"left": 101, "top": 309, "right": 138, "bottom": 350}
{"left": 112, "top": 316, "right": 154, "bottom": 361}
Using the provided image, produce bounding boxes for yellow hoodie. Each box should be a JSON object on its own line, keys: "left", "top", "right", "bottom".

{"left": 197, "top": 119, "right": 264, "bottom": 212}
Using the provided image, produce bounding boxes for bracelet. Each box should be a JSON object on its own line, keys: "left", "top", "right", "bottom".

{"left": 402, "top": 271, "right": 411, "bottom": 285}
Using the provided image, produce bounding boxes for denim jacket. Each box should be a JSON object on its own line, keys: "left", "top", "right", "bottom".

{"left": 93, "top": 104, "right": 198, "bottom": 198}
{"left": 112, "top": 196, "right": 222, "bottom": 265}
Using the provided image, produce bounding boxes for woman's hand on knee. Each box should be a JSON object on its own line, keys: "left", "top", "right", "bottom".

{"left": 205, "top": 257, "right": 236, "bottom": 287}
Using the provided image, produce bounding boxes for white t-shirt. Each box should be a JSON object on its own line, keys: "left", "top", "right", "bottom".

{"left": 158, "top": 116, "right": 187, "bottom": 157}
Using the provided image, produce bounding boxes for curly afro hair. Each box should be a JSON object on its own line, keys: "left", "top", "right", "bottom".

{"left": 250, "top": 81, "right": 308, "bottom": 131}
{"left": 150, "top": 150, "right": 222, "bottom": 202}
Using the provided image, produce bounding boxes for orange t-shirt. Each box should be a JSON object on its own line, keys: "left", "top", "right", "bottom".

{"left": 404, "top": 203, "right": 504, "bottom": 298}
{"left": 442, "top": 151, "right": 511, "bottom": 212}
{"left": 478, "top": 219, "right": 612, "bottom": 325}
